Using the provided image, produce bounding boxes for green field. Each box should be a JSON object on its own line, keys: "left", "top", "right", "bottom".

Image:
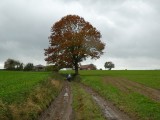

{"left": 0, "top": 71, "right": 50, "bottom": 104}
{"left": 0, "top": 71, "right": 63, "bottom": 120}
{"left": 61, "top": 70, "right": 160, "bottom": 88}
{"left": 61, "top": 70, "right": 160, "bottom": 120}
{"left": 79, "top": 70, "right": 160, "bottom": 89}
{"left": 1, "top": 70, "right": 160, "bottom": 120}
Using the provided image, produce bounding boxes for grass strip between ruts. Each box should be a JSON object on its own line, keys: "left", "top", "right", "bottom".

{"left": 72, "top": 82, "right": 106, "bottom": 120}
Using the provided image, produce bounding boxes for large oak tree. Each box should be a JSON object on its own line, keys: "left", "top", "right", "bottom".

{"left": 44, "top": 15, "right": 105, "bottom": 75}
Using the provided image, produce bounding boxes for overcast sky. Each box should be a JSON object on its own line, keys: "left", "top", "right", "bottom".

{"left": 0, "top": 0, "right": 160, "bottom": 70}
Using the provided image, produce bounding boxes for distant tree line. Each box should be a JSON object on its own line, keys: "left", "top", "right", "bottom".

{"left": 4, "top": 58, "right": 58, "bottom": 72}
{"left": 4, "top": 58, "right": 34, "bottom": 71}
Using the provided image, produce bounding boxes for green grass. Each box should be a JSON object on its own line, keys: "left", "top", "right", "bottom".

{"left": 102, "top": 70, "right": 160, "bottom": 89}
{"left": 0, "top": 71, "right": 50, "bottom": 104}
{"left": 72, "top": 82, "right": 106, "bottom": 120}
{"left": 1, "top": 70, "right": 160, "bottom": 119}
{"left": 0, "top": 71, "right": 64, "bottom": 120}
{"left": 79, "top": 70, "right": 160, "bottom": 120}
{"left": 61, "top": 70, "right": 160, "bottom": 89}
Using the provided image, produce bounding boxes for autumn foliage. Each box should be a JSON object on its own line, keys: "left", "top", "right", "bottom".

{"left": 44, "top": 15, "right": 105, "bottom": 75}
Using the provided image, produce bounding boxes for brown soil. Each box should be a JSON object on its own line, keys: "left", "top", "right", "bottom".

{"left": 81, "top": 84, "right": 133, "bottom": 120}
{"left": 103, "top": 77, "right": 160, "bottom": 102}
{"left": 38, "top": 81, "right": 73, "bottom": 120}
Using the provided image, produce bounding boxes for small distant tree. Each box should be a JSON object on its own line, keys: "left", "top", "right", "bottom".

{"left": 16, "top": 62, "right": 24, "bottom": 71}
{"left": 104, "top": 61, "right": 115, "bottom": 70}
{"left": 24, "top": 63, "right": 34, "bottom": 71}
{"left": 4, "top": 59, "right": 15, "bottom": 70}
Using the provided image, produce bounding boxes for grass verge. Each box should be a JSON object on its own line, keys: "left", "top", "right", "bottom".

{"left": 72, "top": 82, "right": 106, "bottom": 120}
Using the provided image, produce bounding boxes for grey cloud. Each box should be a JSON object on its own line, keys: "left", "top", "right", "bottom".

{"left": 0, "top": 0, "right": 160, "bottom": 69}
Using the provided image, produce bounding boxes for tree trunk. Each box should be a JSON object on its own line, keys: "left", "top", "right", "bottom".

{"left": 74, "top": 62, "right": 79, "bottom": 75}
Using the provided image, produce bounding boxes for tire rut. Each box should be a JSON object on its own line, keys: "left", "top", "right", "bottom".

{"left": 81, "top": 84, "right": 132, "bottom": 120}
{"left": 38, "top": 81, "right": 73, "bottom": 120}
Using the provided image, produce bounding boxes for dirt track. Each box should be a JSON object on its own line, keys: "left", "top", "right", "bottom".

{"left": 103, "top": 77, "right": 160, "bottom": 102}
{"left": 38, "top": 81, "right": 73, "bottom": 120}
{"left": 81, "top": 84, "right": 132, "bottom": 120}
{"left": 38, "top": 80, "right": 133, "bottom": 120}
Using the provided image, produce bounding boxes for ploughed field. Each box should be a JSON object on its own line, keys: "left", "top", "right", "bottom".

{"left": 79, "top": 70, "right": 160, "bottom": 120}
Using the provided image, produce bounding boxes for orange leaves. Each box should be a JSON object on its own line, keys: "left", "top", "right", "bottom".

{"left": 44, "top": 15, "right": 105, "bottom": 70}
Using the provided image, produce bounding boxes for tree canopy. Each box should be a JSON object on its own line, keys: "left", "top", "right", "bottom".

{"left": 44, "top": 15, "right": 105, "bottom": 75}
{"left": 104, "top": 61, "right": 115, "bottom": 70}
{"left": 4, "top": 58, "right": 23, "bottom": 70}
{"left": 24, "top": 63, "right": 34, "bottom": 71}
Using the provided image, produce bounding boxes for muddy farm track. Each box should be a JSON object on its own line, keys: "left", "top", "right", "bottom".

{"left": 81, "top": 84, "right": 132, "bottom": 120}
{"left": 38, "top": 81, "right": 73, "bottom": 120}
{"left": 38, "top": 80, "right": 135, "bottom": 120}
